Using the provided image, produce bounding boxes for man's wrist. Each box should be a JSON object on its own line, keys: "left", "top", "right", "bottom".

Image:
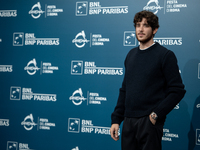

{"left": 150, "top": 112, "right": 158, "bottom": 120}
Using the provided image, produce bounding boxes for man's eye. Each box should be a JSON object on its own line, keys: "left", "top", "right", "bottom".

{"left": 136, "top": 24, "right": 140, "bottom": 27}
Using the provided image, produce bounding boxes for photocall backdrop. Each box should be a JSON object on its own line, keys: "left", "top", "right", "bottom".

{"left": 0, "top": 0, "right": 200, "bottom": 150}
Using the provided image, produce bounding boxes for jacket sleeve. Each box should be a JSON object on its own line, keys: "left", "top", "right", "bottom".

{"left": 153, "top": 50, "right": 186, "bottom": 119}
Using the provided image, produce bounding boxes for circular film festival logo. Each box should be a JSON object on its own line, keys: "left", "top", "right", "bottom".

{"left": 29, "top": 2, "right": 45, "bottom": 19}
{"left": 24, "top": 58, "right": 40, "bottom": 75}
{"left": 72, "top": 31, "right": 90, "bottom": 48}
{"left": 69, "top": 88, "right": 87, "bottom": 105}
{"left": 143, "top": 0, "right": 163, "bottom": 14}
{"left": 21, "top": 114, "right": 37, "bottom": 131}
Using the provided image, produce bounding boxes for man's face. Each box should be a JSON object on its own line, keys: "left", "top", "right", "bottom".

{"left": 135, "top": 18, "right": 157, "bottom": 44}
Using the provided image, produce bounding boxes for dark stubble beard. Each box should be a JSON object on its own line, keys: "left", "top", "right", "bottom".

{"left": 136, "top": 31, "right": 154, "bottom": 44}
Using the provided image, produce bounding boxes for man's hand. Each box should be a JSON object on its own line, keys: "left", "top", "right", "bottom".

{"left": 110, "top": 124, "right": 119, "bottom": 141}
{"left": 149, "top": 114, "right": 156, "bottom": 125}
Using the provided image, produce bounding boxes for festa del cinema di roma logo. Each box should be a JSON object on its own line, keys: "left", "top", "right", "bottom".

{"left": 29, "top": 2, "right": 44, "bottom": 19}
{"left": 24, "top": 58, "right": 40, "bottom": 75}
{"left": 21, "top": 114, "right": 37, "bottom": 131}
{"left": 72, "top": 30, "right": 90, "bottom": 48}
{"left": 69, "top": 88, "right": 107, "bottom": 105}
{"left": 28, "top": 2, "right": 63, "bottom": 19}
{"left": 21, "top": 114, "right": 55, "bottom": 131}
{"left": 143, "top": 0, "right": 163, "bottom": 14}
{"left": 72, "top": 30, "right": 110, "bottom": 48}
{"left": 69, "top": 88, "right": 86, "bottom": 105}
{"left": 24, "top": 58, "right": 58, "bottom": 75}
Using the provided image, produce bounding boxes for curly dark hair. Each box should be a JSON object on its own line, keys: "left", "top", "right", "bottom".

{"left": 133, "top": 10, "right": 159, "bottom": 31}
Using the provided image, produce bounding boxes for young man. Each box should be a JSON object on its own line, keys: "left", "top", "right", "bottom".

{"left": 110, "top": 10, "right": 186, "bottom": 150}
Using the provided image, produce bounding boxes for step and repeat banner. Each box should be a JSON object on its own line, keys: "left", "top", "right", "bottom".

{"left": 0, "top": 0, "right": 200, "bottom": 150}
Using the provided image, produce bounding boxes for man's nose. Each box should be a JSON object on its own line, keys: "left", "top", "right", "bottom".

{"left": 139, "top": 26, "right": 144, "bottom": 31}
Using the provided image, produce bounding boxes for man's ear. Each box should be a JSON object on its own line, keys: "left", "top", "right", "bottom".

{"left": 153, "top": 28, "right": 158, "bottom": 35}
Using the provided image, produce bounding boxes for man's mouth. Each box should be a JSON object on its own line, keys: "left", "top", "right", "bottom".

{"left": 138, "top": 33, "right": 145, "bottom": 36}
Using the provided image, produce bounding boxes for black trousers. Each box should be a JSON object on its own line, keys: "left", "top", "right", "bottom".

{"left": 122, "top": 116, "right": 165, "bottom": 150}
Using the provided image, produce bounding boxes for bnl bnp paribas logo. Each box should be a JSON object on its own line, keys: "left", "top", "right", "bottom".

{"left": 13, "top": 32, "right": 60, "bottom": 46}
{"left": 71, "top": 60, "right": 123, "bottom": 75}
{"left": 143, "top": 0, "right": 163, "bottom": 14}
{"left": 124, "top": 31, "right": 137, "bottom": 46}
{"left": 75, "top": 1, "right": 128, "bottom": 16}
{"left": 0, "top": 65, "right": 13, "bottom": 72}
{"left": 7, "top": 141, "right": 34, "bottom": 150}
{"left": 0, "top": 10, "right": 17, "bottom": 17}
{"left": 7, "top": 141, "right": 18, "bottom": 150}
{"left": 28, "top": 2, "right": 63, "bottom": 19}
{"left": 68, "top": 118, "right": 117, "bottom": 135}
{"left": 0, "top": 119, "right": 9, "bottom": 126}
{"left": 10, "top": 86, "right": 57, "bottom": 102}
{"left": 10, "top": 87, "right": 21, "bottom": 100}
